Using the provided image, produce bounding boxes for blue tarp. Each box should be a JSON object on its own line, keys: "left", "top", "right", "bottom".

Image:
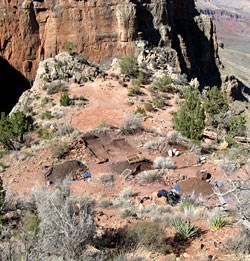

{"left": 82, "top": 172, "right": 92, "bottom": 179}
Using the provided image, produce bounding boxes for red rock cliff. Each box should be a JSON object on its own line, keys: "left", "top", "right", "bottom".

{"left": 0, "top": 0, "right": 221, "bottom": 86}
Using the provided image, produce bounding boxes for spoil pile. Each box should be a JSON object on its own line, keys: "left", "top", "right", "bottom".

{"left": 43, "top": 160, "right": 88, "bottom": 184}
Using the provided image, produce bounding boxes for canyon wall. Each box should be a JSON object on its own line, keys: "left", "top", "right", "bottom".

{"left": 0, "top": 0, "right": 221, "bottom": 85}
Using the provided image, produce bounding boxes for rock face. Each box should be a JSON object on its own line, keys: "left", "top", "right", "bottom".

{"left": 0, "top": 0, "right": 221, "bottom": 86}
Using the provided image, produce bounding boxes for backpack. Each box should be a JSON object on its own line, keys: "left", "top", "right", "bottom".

{"left": 157, "top": 189, "right": 168, "bottom": 198}
{"left": 167, "top": 191, "right": 180, "bottom": 206}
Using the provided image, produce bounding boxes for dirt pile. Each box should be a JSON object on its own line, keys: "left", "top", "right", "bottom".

{"left": 178, "top": 177, "right": 213, "bottom": 196}
{"left": 43, "top": 160, "right": 88, "bottom": 184}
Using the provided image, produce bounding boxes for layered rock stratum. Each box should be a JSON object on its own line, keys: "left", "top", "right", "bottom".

{"left": 0, "top": 0, "right": 221, "bottom": 86}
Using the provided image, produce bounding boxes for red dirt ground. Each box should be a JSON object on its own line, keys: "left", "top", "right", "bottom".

{"left": 0, "top": 77, "right": 246, "bottom": 260}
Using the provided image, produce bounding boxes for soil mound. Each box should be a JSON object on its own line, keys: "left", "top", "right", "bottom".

{"left": 178, "top": 177, "right": 213, "bottom": 196}
{"left": 44, "top": 160, "right": 88, "bottom": 184}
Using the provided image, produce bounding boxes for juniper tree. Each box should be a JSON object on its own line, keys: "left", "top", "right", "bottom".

{"left": 173, "top": 87, "right": 205, "bottom": 140}
{"left": 0, "top": 111, "right": 34, "bottom": 149}
{"left": 204, "top": 86, "right": 229, "bottom": 127}
{"left": 10, "top": 110, "right": 34, "bottom": 143}
{"left": 0, "top": 112, "right": 15, "bottom": 150}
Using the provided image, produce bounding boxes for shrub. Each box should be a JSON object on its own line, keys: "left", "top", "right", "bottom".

{"left": 128, "top": 86, "right": 143, "bottom": 97}
{"left": 144, "top": 102, "right": 154, "bottom": 112}
{"left": 172, "top": 218, "right": 199, "bottom": 239}
{"left": 99, "top": 173, "right": 115, "bottom": 187}
{"left": 60, "top": 93, "right": 73, "bottom": 106}
{"left": 64, "top": 41, "right": 76, "bottom": 54}
{"left": 22, "top": 212, "right": 40, "bottom": 236}
{"left": 204, "top": 86, "right": 229, "bottom": 116}
{"left": 56, "top": 122, "right": 74, "bottom": 136}
{"left": 118, "top": 80, "right": 127, "bottom": 87}
{"left": 225, "top": 225, "right": 250, "bottom": 254}
{"left": 41, "top": 110, "right": 53, "bottom": 120}
{"left": 50, "top": 142, "right": 69, "bottom": 159}
{"left": 46, "top": 83, "right": 67, "bottom": 95}
{"left": 135, "top": 107, "right": 146, "bottom": 117}
{"left": 151, "top": 94, "right": 166, "bottom": 109}
{"left": 209, "top": 215, "right": 227, "bottom": 231}
{"left": 31, "top": 184, "right": 95, "bottom": 260}
{"left": 173, "top": 87, "right": 205, "bottom": 140}
{"left": 152, "top": 75, "right": 172, "bottom": 93}
{"left": 138, "top": 170, "right": 163, "bottom": 184}
{"left": 153, "top": 157, "right": 175, "bottom": 169}
{"left": 120, "top": 207, "right": 135, "bottom": 218}
{"left": 120, "top": 112, "right": 143, "bottom": 135}
{"left": 143, "top": 140, "right": 159, "bottom": 151}
{"left": 98, "top": 200, "right": 113, "bottom": 209}
{"left": 123, "top": 221, "right": 167, "bottom": 252}
{"left": 37, "top": 128, "right": 53, "bottom": 140}
{"left": 120, "top": 56, "right": 139, "bottom": 78}
{"left": 118, "top": 187, "right": 134, "bottom": 200}
{"left": 0, "top": 111, "right": 34, "bottom": 149}
{"left": 226, "top": 115, "right": 246, "bottom": 137}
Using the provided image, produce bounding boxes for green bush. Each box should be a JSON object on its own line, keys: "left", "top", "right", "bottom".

{"left": 172, "top": 218, "right": 199, "bottom": 239}
{"left": 135, "top": 107, "right": 146, "bottom": 117}
{"left": 37, "top": 128, "right": 53, "bottom": 140}
{"left": 64, "top": 41, "right": 76, "bottom": 54}
{"left": 226, "top": 115, "right": 246, "bottom": 137}
{"left": 60, "top": 93, "right": 73, "bottom": 106}
{"left": 204, "top": 86, "right": 229, "bottom": 127}
{"left": 152, "top": 75, "right": 172, "bottom": 93}
{"left": 128, "top": 86, "right": 143, "bottom": 97}
{"left": 204, "top": 86, "right": 229, "bottom": 115}
{"left": 0, "top": 111, "right": 34, "bottom": 149}
{"left": 151, "top": 94, "right": 166, "bottom": 109}
{"left": 173, "top": 87, "right": 205, "bottom": 140}
{"left": 41, "top": 110, "right": 53, "bottom": 120}
{"left": 120, "top": 56, "right": 139, "bottom": 78}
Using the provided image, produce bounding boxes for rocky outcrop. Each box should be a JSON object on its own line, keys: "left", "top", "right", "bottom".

{"left": 0, "top": 0, "right": 220, "bottom": 86}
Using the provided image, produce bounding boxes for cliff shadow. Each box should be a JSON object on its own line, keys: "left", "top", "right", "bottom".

{"left": 172, "top": 10, "right": 222, "bottom": 88}
{"left": 135, "top": 3, "right": 161, "bottom": 46}
{"left": 0, "top": 57, "right": 30, "bottom": 114}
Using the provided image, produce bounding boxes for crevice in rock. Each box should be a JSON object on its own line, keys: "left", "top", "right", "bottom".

{"left": 0, "top": 57, "right": 30, "bottom": 114}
